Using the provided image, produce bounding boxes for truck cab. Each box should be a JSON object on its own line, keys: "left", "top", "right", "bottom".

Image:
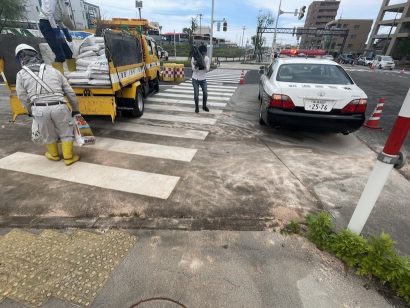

{"left": 141, "top": 35, "right": 160, "bottom": 97}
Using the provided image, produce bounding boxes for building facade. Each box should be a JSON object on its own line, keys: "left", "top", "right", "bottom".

{"left": 6, "top": 0, "right": 99, "bottom": 30}
{"left": 83, "top": 1, "right": 101, "bottom": 29}
{"left": 326, "top": 19, "right": 373, "bottom": 55}
{"left": 299, "top": 0, "right": 340, "bottom": 49}
{"left": 366, "top": 0, "right": 410, "bottom": 58}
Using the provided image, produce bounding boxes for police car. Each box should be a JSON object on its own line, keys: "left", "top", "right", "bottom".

{"left": 258, "top": 52, "right": 368, "bottom": 135}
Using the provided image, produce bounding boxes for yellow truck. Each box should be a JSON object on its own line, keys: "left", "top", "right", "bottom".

{"left": 0, "top": 29, "right": 161, "bottom": 122}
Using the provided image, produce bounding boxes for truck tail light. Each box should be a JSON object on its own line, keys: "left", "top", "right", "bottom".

{"left": 341, "top": 99, "right": 367, "bottom": 114}
{"left": 269, "top": 94, "right": 295, "bottom": 110}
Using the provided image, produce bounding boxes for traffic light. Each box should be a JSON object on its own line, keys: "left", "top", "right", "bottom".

{"left": 223, "top": 21, "right": 227, "bottom": 31}
{"left": 217, "top": 22, "right": 221, "bottom": 31}
{"left": 298, "top": 6, "right": 306, "bottom": 20}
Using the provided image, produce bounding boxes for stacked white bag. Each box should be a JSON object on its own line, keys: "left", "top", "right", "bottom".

{"left": 66, "top": 36, "right": 111, "bottom": 86}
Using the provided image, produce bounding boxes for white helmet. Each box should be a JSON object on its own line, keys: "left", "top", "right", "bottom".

{"left": 15, "top": 44, "right": 37, "bottom": 57}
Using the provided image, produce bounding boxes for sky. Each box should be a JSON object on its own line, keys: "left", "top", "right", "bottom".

{"left": 88, "top": 0, "right": 390, "bottom": 46}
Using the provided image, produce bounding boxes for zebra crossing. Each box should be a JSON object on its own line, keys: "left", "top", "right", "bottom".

{"left": 344, "top": 67, "right": 409, "bottom": 78}
{"left": 0, "top": 70, "right": 238, "bottom": 200}
{"left": 187, "top": 69, "right": 246, "bottom": 84}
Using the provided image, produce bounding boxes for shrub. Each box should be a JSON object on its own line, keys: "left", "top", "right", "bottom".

{"left": 305, "top": 213, "right": 410, "bottom": 305}
{"left": 331, "top": 229, "right": 368, "bottom": 268}
{"left": 282, "top": 220, "right": 301, "bottom": 234}
{"left": 306, "top": 211, "right": 334, "bottom": 249}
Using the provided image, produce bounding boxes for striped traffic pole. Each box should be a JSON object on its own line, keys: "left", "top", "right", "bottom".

{"left": 347, "top": 89, "right": 410, "bottom": 234}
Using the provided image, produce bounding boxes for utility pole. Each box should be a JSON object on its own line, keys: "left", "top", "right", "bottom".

{"left": 241, "top": 26, "right": 246, "bottom": 47}
{"left": 272, "top": 0, "right": 282, "bottom": 58}
{"left": 209, "top": 0, "right": 215, "bottom": 63}
{"left": 199, "top": 13, "right": 203, "bottom": 35}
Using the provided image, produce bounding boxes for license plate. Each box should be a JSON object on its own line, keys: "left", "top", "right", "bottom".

{"left": 304, "top": 100, "right": 333, "bottom": 112}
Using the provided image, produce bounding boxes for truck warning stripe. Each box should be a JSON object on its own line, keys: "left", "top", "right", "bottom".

{"left": 0, "top": 152, "right": 180, "bottom": 199}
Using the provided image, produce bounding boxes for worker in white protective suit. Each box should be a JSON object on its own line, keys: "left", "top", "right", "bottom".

{"left": 15, "top": 44, "right": 81, "bottom": 166}
{"left": 38, "top": 0, "right": 76, "bottom": 73}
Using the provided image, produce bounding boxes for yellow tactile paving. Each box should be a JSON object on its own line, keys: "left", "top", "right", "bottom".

{"left": 0, "top": 229, "right": 136, "bottom": 307}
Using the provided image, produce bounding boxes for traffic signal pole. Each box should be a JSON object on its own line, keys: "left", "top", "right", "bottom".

{"left": 347, "top": 89, "right": 410, "bottom": 234}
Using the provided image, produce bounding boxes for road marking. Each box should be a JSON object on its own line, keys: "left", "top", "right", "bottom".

{"left": 85, "top": 137, "right": 197, "bottom": 162}
{"left": 0, "top": 152, "right": 180, "bottom": 199}
{"left": 172, "top": 85, "right": 236, "bottom": 93}
{"left": 141, "top": 112, "right": 217, "bottom": 125}
{"left": 92, "top": 121, "right": 209, "bottom": 140}
{"left": 180, "top": 82, "right": 237, "bottom": 89}
{"left": 165, "top": 88, "right": 233, "bottom": 96}
{"left": 145, "top": 104, "right": 223, "bottom": 114}
{"left": 154, "top": 93, "right": 229, "bottom": 101}
{"left": 145, "top": 97, "right": 227, "bottom": 108}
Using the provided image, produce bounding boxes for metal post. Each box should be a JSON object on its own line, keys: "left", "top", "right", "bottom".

{"left": 271, "top": 0, "right": 282, "bottom": 61}
{"left": 340, "top": 30, "right": 348, "bottom": 54}
{"left": 242, "top": 26, "right": 246, "bottom": 47}
{"left": 199, "top": 14, "right": 202, "bottom": 35}
{"left": 138, "top": 8, "right": 141, "bottom": 19}
{"left": 348, "top": 89, "right": 410, "bottom": 234}
{"left": 209, "top": 0, "right": 215, "bottom": 64}
{"left": 174, "top": 30, "right": 176, "bottom": 60}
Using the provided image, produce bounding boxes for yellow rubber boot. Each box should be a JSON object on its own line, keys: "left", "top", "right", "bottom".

{"left": 45, "top": 142, "right": 60, "bottom": 161}
{"left": 66, "top": 58, "right": 76, "bottom": 72}
{"left": 62, "top": 141, "right": 80, "bottom": 166}
{"left": 52, "top": 62, "right": 64, "bottom": 74}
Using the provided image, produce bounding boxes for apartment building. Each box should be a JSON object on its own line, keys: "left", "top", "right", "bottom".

{"left": 299, "top": 0, "right": 340, "bottom": 49}
{"left": 326, "top": 19, "right": 373, "bottom": 55}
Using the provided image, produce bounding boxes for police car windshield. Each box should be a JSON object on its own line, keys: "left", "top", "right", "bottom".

{"left": 276, "top": 64, "right": 354, "bottom": 85}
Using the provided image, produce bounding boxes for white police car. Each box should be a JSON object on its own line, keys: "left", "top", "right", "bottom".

{"left": 258, "top": 57, "right": 368, "bottom": 135}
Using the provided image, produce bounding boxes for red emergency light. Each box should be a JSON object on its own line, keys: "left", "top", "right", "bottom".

{"left": 279, "top": 49, "right": 326, "bottom": 56}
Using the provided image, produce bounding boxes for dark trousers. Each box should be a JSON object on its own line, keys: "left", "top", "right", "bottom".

{"left": 39, "top": 19, "right": 73, "bottom": 63}
{"left": 192, "top": 78, "right": 208, "bottom": 107}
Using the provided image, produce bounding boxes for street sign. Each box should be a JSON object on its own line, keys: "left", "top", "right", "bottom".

{"left": 135, "top": 1, "right": 142, "bottom": 8}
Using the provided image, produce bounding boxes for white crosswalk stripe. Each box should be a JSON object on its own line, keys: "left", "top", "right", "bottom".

{"left": 154, "top": 92, "right": 229, "bottom": 101}
{"left": 92, "top": 121, "right": 209, "bottom": 140}
{"left": 145, "top": 97, "right": 227, "bottom": 108}
{"left": 180, "top": 82, "right": 237, "bottom": 89}
{"left": 0, "top": 152, "right": 180, "bottom": 199}
{"left": 145, "top": 104, "right": 223, "bottom": 114}
{"left": 141, "top": 112, "right": 217, "bottom": 125}
{"left": 83, "top": 137, "right": 197, "bottom": 162}
{"left": 172, "top": 85, "right": 236, "bottom": 93}
{"left": 165, "top": 88, "right": 232, "bottom": 96}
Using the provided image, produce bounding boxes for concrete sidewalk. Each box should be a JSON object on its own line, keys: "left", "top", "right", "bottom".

{"left": 0, "top": 230, "right": 400, "bottom": 308}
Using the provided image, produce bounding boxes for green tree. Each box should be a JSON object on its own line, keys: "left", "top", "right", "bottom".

{"left": 0, "top": 0, "right": 26, "bottom": 33}
{"left": 183, "top": 17, "right": 198, "bottom": 45}
{"left": 253, "top": 10, "right": 274, "bottom": 62}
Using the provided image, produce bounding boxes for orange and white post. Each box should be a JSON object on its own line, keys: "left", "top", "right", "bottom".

{"left": 348, "top": 89, "right": 410, "bottom": 234}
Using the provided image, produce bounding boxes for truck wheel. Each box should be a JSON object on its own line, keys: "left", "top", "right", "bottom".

{"left": 131, "top": 87, "right": 144, "bottom": 117}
